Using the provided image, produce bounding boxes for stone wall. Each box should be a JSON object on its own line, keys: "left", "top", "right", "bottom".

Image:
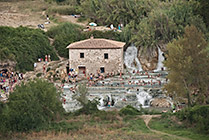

{"left": 69, "top": 48, "right": 123, "bottom": 74}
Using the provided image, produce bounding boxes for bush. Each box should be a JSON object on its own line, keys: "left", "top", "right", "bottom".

{"left": 47, "top": 22, "right": 85, "bottom": 58}
{"left": 74, "top": 100, "right": 99, "bottom": 115}
{"left": 0, "top": 26, "right": 58, "bottom": 72}
{"left": 119, "top": 105, "right": 141, "bottom": 116}
{"left": 0, "top": 79, "right": 64, "bottom": 132}
{"left": 46, "top": 67, "right": 51, "bottom": 72}
{"left": 46, "top": 23, "right": 123, "bottom": 58}
{"left": 36, "top": 73, "right": 42, "bottom": 77}
{"left": 176, "top": 105, "right": 209, "bottom": 134}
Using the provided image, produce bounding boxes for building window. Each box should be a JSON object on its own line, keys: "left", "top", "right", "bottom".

{"left": 104, "top": 53, "right": 108, "bottom": 59}
{"left": 100, "top": 67, "right": 105, "bottom": 73}
{"left": 80, "top": 53, "right": 84, "bottom": 58}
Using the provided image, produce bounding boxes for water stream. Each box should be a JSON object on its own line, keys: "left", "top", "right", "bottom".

{"left": 124, "top": 45, "right": 143, "bottom": 72}
{"left": 154, "top": 47, "right": 165, "bottom": 72}
{"left": 61, "top": 46, "right": 171, "bottom": 112}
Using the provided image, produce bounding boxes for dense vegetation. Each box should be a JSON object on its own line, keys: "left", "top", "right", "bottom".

{"left": 0, "top": 79, "right": 64, "bottom": 132}
{"left": 47, "top": 22, "right": 123, "bottom": 58}
{"left": 150, "top": 105, "right": 209, "bottom": 139}
{"left": 46, "top": 0, "right": 208, "bottom": 55}
{"left": 47, "top": 22, "right": 85, "bottom": 58}
{"left": 0, "top": 26, "right": 58, "bottom": 72}
{"left": 164, "top": 25, "right": 209, "bottom": 106}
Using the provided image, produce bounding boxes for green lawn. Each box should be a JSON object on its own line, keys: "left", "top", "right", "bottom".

{"left": 149, "top": 117, "right": 209, "bottom": 140}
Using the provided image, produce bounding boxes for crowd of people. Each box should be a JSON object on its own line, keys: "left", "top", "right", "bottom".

{"left": 0, "top": 69, "right": 24, "bottom": 101}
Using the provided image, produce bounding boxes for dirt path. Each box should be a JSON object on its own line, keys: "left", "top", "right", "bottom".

{"left": 140, "top": 115, "right": 191, "bottom": 140}
{"left": 61, "top": 15, "right": 87, "bottom": 27}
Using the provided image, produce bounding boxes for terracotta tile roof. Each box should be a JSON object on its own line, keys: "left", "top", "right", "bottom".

{"left": 66, "top": 38, "right": 125, "bottom": 49}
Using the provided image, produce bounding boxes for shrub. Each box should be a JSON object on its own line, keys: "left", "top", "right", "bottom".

{"left": 0, "top": 79, "right": 64, "bottom": 132}
{"left": 0, "top": 26, "right": 58, "bottom": 72}
{"left": 73, "top": 83, "right": 99, "bottom": 115}
{"left": 46, "top": 67, "right": 51, "bottom": 72}
{"left": 47, "top": 22, "right": 85, "bottom": 58}
{"left": 46, "top": 23, "right": 123, "bottom": 58}
{"left": 176, "top": 105, "right": 209, "bottom": 134}
{"left": 74, "top": 100, "right": 99, "bottom": 115}
{"left": 119, "top": 105, "right": 141, "bottom": 116}
{"left": 36, "top": 73, "right": 42, "bottom": 77}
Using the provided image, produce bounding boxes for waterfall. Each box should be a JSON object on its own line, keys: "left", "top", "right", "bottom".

{"left": 136, "top": 90, "right": 152, "bottom": 107}
{"left": 124, "top": 45, "right": 143, "bottom": 72}
{"left": 154, "top": 47, "right": 165, "bottom": 72}
{"left": 97, "top": 96, "right": 106, "bottom": 110}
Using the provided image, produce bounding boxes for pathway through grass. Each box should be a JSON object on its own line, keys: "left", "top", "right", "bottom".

{"left": 141, "top": 115, "right": 191, "bottom": 140}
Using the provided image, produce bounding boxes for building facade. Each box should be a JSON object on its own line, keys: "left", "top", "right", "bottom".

{"left": 67, "top": 37, "right": 125, "bottom": 75}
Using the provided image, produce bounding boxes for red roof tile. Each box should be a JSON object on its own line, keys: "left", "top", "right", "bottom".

{"left": 67, "top": 38, "right": 125, "bottom": 49}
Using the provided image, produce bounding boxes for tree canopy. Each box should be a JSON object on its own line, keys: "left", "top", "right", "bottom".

{"left": 47, "top": 22, "right": 123, "bottom": 58}
{"left": 0, "top": 26, "right": 58, "bottom": 72}
{"left": 0, "top": 79, "right": 64, "bottom": 132}
{"left": 164, "top": 25, "right": 209, "bottom": 106}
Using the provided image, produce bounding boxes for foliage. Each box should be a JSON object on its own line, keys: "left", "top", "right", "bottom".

{"left": 133, "top": 0, "right": 207, "bottom": 54}
{"left": 78, "top": 0, "right": 207, "bottom": 55}
{"left": 176, "top": 105, "right": 209, "bottom": 134}
{"left": 73, "top": 83, "right": 99, "bottom": 115}
{"left": 0, "top": 79, "right": 64, "bottom": 132}
{"left": 42, "top": 121, "right": 83, "bottom": 132}
{"left": 0, "top": 26, "right": 58, "bottom": 72}
{"left": 47, "top": 22, "right": 123, "bottom": 58}
{"left": 150, "top": 116, "right": 209, "bottom": 140}
{"left": 74, "top": 100, "right": 99, "bottom": 115}
{"left": 73, "top": 83, "right": 89, "bottom": 105}
{"left": 80, "top": 0, "right": 157, "bottom": 26}
{"left": 195, "top": 0, "right": 209, "bottom": 27}
{"left": 122, "top": 116, "right": 150, "bottom": 133}
{"left": 119, "top": 105, "right": 141, "bottom": 115}
{"left": 164, "top": 25, "right": 209, "bottom": 106}
{"left": 47, "top": 22, "right": 85, "bottom": 58}
{"left": 36, "top": 73, "right": 42, "bottom": 77}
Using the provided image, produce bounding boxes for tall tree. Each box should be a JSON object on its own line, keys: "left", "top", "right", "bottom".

{"left": 164, "top": 25, "right": 209, "bottom": 106}
{"left": 133, "top": 0, "right": 207, "bottom": 55}
{"left": 0, "top": 79, "right": 64, "bottom": 132}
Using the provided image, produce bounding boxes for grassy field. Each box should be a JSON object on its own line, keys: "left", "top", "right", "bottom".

{"left": 149, "top": 116, "right": 209, "bottom": 140}
{"left": 0, "top": 111, "right": 181, "bottom": 140}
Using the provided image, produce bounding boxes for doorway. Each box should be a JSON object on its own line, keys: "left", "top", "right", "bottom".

{"left": 100, "top": 67, "right": 105, "bottom": 73}
{"left": 78, "top": 66, "right": 86, "bottom": 75}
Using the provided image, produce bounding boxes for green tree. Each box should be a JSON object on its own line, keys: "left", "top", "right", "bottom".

{"left": 73, "top": 83, "right": 99, "bottom": 115}
{"left": 73, "top": 83, "right": 89, "bottom": 105}
{"left": 47, "top": 22, "right": 85, "bottom": 58}
{"left": 0, "top": 26, "right": 58, "bottom": 72}
{"left": 195, "top": 0, "right": 209, "bottom": 27}
{"left": 0, "top": 79, "right": 64, "bottom": 132}
{"left": 133, "top": 0, "right": 207, "bottom": 55}
{"left": 164, "top": 25, "right": 209, "bottom": 106}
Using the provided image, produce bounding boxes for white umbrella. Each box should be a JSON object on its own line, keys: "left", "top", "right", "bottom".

{"left": 89, "top": 22, "right": 97, "bottom": 26}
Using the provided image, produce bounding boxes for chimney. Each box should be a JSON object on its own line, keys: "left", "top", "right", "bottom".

{"left": 90, "top": 34, "right": 94, "bottom": 39}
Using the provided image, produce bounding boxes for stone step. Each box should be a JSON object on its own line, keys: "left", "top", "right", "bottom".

{"left": 88, "top": 86, "right": 126, "bottom": 91}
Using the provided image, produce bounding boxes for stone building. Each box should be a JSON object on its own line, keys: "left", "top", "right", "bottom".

{"left": 67, "top": 37, "right": 125, "bottom": 75}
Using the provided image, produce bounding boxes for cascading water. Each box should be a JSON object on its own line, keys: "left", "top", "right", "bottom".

{"left": 136, "top": 90, "right": 152, "bottom": 108}
{"left": 124, "top": 45, "right": 143, "bottom": 72}
{"left": 154, "top": 47, "right": 165, "bottom": 72}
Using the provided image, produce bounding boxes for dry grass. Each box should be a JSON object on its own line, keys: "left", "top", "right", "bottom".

{"left": 0, "top": 0, "right": 57, "bottom": 29}
{"left": 23, "top": 114, "right": 164, "bottom": 140}
{"left": 0, "top": 113, "right": 180, "bottom": 140}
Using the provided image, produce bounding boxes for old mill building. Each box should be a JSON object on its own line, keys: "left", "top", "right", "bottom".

{"left": 67, "top": 37, "right": 125, "bottom": 75}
